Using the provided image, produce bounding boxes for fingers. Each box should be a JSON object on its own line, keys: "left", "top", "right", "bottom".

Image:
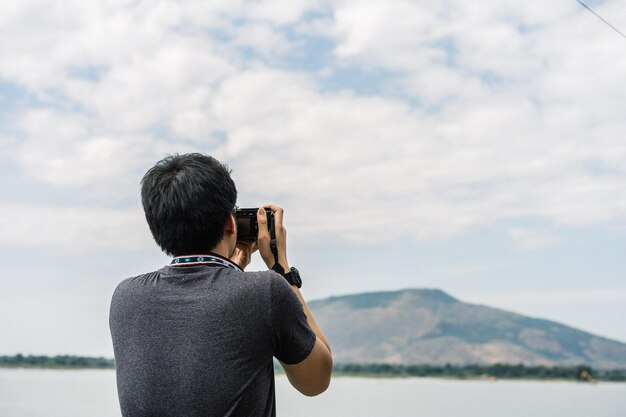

{"left": 256, "top": 204, "right": 288, "bottom": 269}
{"left": 259, "top": 204, "right": 284, "bottom": 229}
{"left": 235, "top": 241, "right": 252, "bottom": 257}
{"left": 250, "top": 241, "right": 258, "bottom": 253}
{"left": 256, "top": 207, "right": 272, "bottom": 266}
{"left": 257, "top": 207, "right": 270, "bottom": 240}
{"left": 231, "top": 243, "right": 252, "bottom": 270}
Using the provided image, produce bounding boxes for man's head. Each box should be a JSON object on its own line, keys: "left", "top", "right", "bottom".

{"left": 141, "top": 153, "right": 237, "bottom": 256}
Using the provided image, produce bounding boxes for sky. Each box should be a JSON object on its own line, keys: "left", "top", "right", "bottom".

{"left": 1, "top": 0, "right": 625, "bottom": 356}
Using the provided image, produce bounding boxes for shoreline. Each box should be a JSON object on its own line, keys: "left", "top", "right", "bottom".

{"left": 2, "top": 365, "right": 625, "bottom": 383}
{"left": 2, "top": 355, "right": 625, "bottom": 382}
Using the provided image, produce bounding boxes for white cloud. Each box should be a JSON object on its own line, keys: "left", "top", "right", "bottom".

{"left": 1, "top": 0, "right": 626, "bottom": 355}
{"left": 7, "top": 109, "right": 173, "bottom": 204}
{"left": 1, "top": 0, "right": 626, "bottom": 251}
{"left": 243, "top": 0, "right": 319, "bottom": 26}
{"left": 0, "top": 203, "right": 151, "bottom": 251}
{"left": 209, "top": 67, "right": 626, "bottom": 243}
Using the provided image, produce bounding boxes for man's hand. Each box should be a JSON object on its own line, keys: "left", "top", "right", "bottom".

{"left": 257, "top": 204, "right": 289, "bottom": 271}
{"left": 229, "top": 240, "right": 257, "bottom": 270}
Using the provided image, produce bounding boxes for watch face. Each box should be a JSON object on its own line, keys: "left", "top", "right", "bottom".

{"left": 289, "top": 267, "right": 302, "bottom": 288}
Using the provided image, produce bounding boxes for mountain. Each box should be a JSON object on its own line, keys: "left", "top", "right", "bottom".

{"left": 308, "top": 289, "right": 626, "bottom": 369}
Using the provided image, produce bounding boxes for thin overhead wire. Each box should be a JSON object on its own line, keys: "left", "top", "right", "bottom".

{"left": 576, "top": 0, "right": 626, "bottom": 40}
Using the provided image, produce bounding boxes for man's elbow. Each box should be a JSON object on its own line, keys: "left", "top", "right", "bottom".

{"left": 298, "top": 354, "right": 333, "bottom": 397}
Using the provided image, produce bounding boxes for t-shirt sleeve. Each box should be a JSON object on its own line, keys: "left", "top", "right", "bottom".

{"left": 270, "top": 273, "right": 317, "bottom": 364}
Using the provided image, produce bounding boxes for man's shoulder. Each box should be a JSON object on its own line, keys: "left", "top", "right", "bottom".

{"left": 111, "top": 267, "right": 286, "bottom": 301}
{"left": 239, "top": 269, "right": 293, "bottom": 294}
{"left": 238, "top": 269, "right": 282, "bottom": 284}
{"left": 114, "top": 270, "right": 160, "bottom": 290}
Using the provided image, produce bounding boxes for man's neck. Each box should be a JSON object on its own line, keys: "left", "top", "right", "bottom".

{"left": 208, "top": 241, "right": 233, "bottom": 260}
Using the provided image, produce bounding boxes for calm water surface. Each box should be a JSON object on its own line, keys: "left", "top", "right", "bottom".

{"left": 1, "top": 369, "right": 625, "bottom": 417}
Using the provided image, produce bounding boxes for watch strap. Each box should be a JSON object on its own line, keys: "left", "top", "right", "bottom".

{"left": 271, "top": 264, "right": 302, "bottom": 288}
{"left": 271, "top": 263, "right": 285, "bottom": 275}
{"left": 284, "top": 267, "right": 302, "bottom": 288}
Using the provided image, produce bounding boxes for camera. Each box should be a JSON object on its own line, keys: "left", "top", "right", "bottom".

{"left": 234, "top": 207, "right": 274, "bottom": 241}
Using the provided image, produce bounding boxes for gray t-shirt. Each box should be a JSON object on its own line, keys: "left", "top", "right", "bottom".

{"left": 109, "top": 263, "right": 316, "bottom": 417}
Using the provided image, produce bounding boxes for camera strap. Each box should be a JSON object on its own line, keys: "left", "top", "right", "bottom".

{"left": 269, "top": 217, "right": 279, "bottom": 266}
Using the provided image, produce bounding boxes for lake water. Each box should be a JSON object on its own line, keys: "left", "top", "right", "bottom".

{"left": 1, "top": 369, "right": 625, "bottom": 417}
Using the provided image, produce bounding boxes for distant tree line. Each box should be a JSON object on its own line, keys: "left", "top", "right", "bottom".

{"left": 0, "top": 354, "right": 114, "bottom": 369}
{"left": 331, "top": 363, "right": 626, "bottom": 382}
{"left": 2, "top": 355, "right": 625, "bottom": 381}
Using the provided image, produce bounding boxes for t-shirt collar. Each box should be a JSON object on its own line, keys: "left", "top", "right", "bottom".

{"left": 170, "top": 252, "right": 243, "bottom": 271}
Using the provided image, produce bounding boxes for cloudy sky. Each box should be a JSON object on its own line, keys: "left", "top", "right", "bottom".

{"left": 1, "top": 0, "right": 625, "bottom": 356}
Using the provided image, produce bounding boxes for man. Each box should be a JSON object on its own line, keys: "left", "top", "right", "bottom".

{"left": 109, "top": 153, "right": 332, "bottom": 416}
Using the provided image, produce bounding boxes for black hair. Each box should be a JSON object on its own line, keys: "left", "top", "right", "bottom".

{"left": 140, "top": 153, "right": 237, "bottom": 256}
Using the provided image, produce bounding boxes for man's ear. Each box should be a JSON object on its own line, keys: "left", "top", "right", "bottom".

{"left": 224, "top": 214, "right": 236, "bottom": 236}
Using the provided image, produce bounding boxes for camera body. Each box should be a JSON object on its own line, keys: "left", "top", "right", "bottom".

{"left": 235, "top": 208, "right": 274, "bottom": 241}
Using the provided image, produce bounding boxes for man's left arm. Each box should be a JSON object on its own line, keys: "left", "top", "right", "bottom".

{"left": 279, "top": 285, "right": 332, "bottom": 396}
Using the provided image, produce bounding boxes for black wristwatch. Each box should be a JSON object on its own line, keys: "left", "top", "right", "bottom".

{"left": 271, "top": 264, "right": 303, "bottom": 288}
